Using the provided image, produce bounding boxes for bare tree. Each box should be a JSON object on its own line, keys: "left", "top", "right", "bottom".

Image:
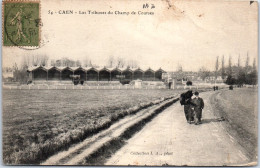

{"left": 39, "top": 55, "right": 49, "bottom": 66}
{"left": 107, "top": 56, "right": 114, "bottom": 68}
{"left": 75, "top": 60, "right": 81, "bottom": 67}
{"left": 61, "top": 57, "right": 76, "bottom": 67}
{"left": 198, "top": 66, "right": 210, "bottom": 81}
{"left": 253, "top": 57, "right": 256, "bottom": 71}
{"left": 116, "top": 57, "right": 125, "bottom": 68}
{"left": 221, "top": 55, "right": 225, "bottom": 79}
{"left": 237, "top": 54, "right": 241, "bottom": 67}
{"left": 215, "top": 56, "right": 219, "bottom": 79}
{"left": 50, "top": 59, "right": 56, "bottom": 66}
{"left": 83, "top": 57, "right": 90, "bottom": 67}
{"left": 127, "top": 59, "right": 138, "bottom": 68}
{"left": 21, "top": 55, "right": 30, "bottom": 69}
{"left": 89, "top": 60, "right": 93, "bottom": 67}
{"left": 55, "top": 60, "right": 62, "bottom": 67}
{"left": 245, "top": 52, "right": 250, "bottom": 74}
{"left": 32, "top": 55, "right": 40, "bottom": 66}
{"left": 177, "top": 64, "right": 183, "bottom": 72}
{"left": 228, "top": 55, "right": 232, "bottom": 76}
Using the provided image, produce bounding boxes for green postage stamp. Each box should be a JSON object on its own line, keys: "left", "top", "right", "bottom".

{"left": 3, "top": 1, "right": 40, "bottom": 46}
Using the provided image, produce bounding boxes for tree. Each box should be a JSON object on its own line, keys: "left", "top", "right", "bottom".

{"left": 253, "top": 57, "right": 256, "bottom": 71}
{"left": 177, "top": 64, "right": 183, "bottom": 72}
{"left": 186, "top": 81, "right": 192, "bottom": 86}
{"left": 31, "top": 55, "right": 49, "bottom": 66}
{"left": 237, "top": 69, "right": 246, "bottom": 86}
{"left": 32, "top": 55, "right": 39, "bottom": 66}
{"left": 221, "top": 55, "right": 225, "bottom": 79}
{"left": 116, "top": 57, "right": 125, "bottom": 68}
{"left": 21, "top": 55, "right": 30, "bottom": 69}
{"left": 39, "top": 55, "right": 49, "bottom": 66}
{"left": 215, "top": 56, "right": 219, "bottom": 80}
{"left": 198, "top": 67, "right": 210, "bottom": 81}
{"left": 127, "top": 59, "right": 138, "bottom": 68}
{"left": 248, "top": 71, "right": 257, "bottom": 85}
{"left": 75, "top": 60, "right": 81, "bottom": 67}
{"left": 228, "top": 55, "right": 232, "bottom": 76}
{"left": 237, "top": 54, "right": 241, "bottom": 67}
{"left": 89, "top": 60, "right": 93, "bottom": 67}
{"left": 50, "top": 59, "right": 56, "bottom": 66}
{"left": 225, "top": 75, "right": 236, "bottom": 85}
{"left": 14, "top": 57, "right": 29, "bottom": 84}
{"left": 245, "top": 52, "right": 250, "bottom": 74}
{"left": 107, "top": 56, "right": 114, "bottom": 68}
{"left": 55, "top": 60, "right": 62, "bottom": 67}
{"left": 83, "top": 57, "right": 93, "bottom": 67}
{"left": 250, "top": 58, "right": 257, "bottom": 85}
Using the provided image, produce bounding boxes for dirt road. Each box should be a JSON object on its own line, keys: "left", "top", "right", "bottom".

{"left": 106, "top": 91, "right": 251, "bottom": 166}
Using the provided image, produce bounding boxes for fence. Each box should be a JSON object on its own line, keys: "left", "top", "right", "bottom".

{"left": 2, "top": 84, "right": 168, "bottom": 90}
{"left": 3, "top": 81, "right": 231, "bottom": 90}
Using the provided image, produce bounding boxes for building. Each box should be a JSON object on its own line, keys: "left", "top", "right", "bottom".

{"left": 27, "top": 66, "right": 166, "bottom": 84}
{"left": 2, "top": 67, "right": 14, "bottom": 82}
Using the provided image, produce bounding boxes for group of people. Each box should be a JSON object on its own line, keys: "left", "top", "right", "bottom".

{"left": 180, "top": 90, "right": 204, "bottom": 125}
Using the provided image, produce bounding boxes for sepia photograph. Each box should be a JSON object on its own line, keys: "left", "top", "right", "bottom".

{"left": 1, "top": 0, "right": 258, "bottom": 166}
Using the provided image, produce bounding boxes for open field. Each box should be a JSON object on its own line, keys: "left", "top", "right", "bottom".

{"left": 3, "top": 89, "right": 186, "bottom": 164}
{"left": 211, "top": 88, "right": 258, "bottom": 162}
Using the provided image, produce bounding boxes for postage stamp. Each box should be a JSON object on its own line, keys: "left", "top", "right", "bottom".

{"left": 3, "top": 1, "right": 40, "bottom": 46}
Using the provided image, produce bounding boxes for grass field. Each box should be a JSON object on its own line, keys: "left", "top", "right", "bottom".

{"left": 3, "top": 89, "right": 182, "bottom": 164}
{"left": 212, "top": 88, "right": 258, "bottom": 162}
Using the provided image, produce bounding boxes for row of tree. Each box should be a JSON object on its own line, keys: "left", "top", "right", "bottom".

{"left": 20, "top": 55, "right": 139, "bottom": 69}
{"left": 198, "top": 53, "right": 257, "bottom": 85}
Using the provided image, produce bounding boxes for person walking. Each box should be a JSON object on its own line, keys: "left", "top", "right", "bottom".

{"left": 180, "top": 90, "right": 195, "bottom": 123}
{"left": 192, "top": 91, "right": 204, "bottom": 125}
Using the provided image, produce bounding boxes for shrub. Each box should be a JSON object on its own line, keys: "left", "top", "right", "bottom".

{"left": 186, "top": 81, "right": 192, "bottom": 86}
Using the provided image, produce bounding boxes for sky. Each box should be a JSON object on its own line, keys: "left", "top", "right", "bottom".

{"left": 2, "top": 0, "right": 258, "bottom": 71}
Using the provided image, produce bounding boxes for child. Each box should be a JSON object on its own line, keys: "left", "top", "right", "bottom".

{"left": 192, "top": 91, "right": 204, "bottom": 125}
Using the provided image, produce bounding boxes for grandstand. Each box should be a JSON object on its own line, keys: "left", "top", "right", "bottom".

{"left": 27, "top": 66, "right": 166, "bottom": 84}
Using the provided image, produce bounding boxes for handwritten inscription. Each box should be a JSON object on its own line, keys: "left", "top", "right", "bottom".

{"left": 143, "top": 3, "right": 155, "bottom": 9}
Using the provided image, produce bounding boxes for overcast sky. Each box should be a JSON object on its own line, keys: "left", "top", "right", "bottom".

{"left": 2, "top": 0, "right": 258, "bottom": 71}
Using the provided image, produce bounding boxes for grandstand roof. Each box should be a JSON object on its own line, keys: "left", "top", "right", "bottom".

{"left": 27, "top": 66, "right": 165, "bottom": 73}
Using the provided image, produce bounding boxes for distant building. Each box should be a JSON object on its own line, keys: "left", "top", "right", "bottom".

{"left": 163, "top": 71, "right": 226, "bottom": 84}
{"left": 2, "top": 67, "right": 14, "bottom": 82}
{"left": 205, "top": 75, "right": 226, "bottom": 83}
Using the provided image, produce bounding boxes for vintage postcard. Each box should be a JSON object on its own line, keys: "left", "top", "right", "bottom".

{"left": 1, "top": 0, "right": 258, "bottom": 166}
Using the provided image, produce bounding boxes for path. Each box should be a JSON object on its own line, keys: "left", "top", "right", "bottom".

{"left": 106, "top": 91, "right": 250, "bottom": 166}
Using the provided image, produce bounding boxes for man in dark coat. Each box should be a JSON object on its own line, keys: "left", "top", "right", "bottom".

{"left": 192, "top": 91, "right": 204, "bottom": 125}
{"left": 180, "top": 90, "right": 195, "bottom": 123}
